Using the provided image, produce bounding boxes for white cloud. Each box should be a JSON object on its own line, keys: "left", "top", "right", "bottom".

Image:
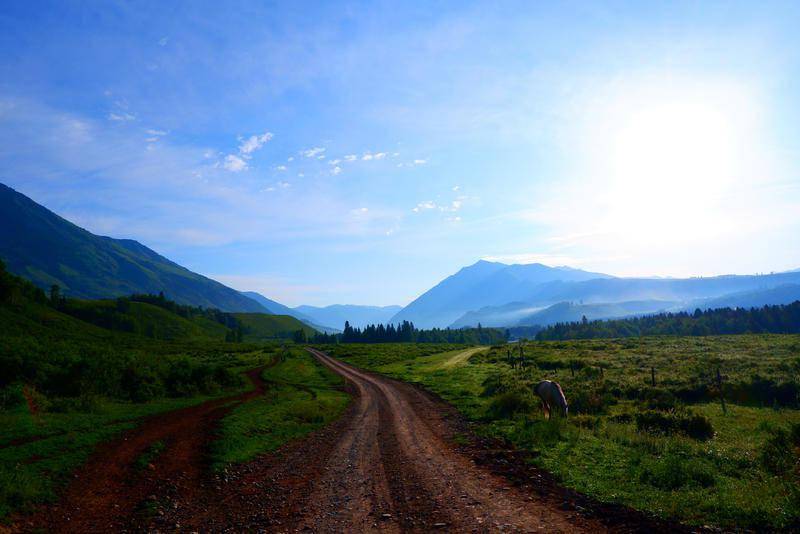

{"left": 328, "top": 159, "right": 341, "bottom": 165}
{"left": 276, "top": 165, "right": 287, "bottom": 171}
{"left": 146, "top": 129, "right": 167, "bottom": 136}
{"left": 301, "top": 147, "right": 326, "bottom": 158}
{"left": 452, "top": 185, "right": 460, "bottom": 191}
{"left": 446, "top": 216, "right": 462, "bottom": 223}
{"left": 331, "top": 166, "right": 342, "bottom": 175}
{"left": 344, "top": 154, "right": 357, "bottom": 162}
{"left": 374, "top": 152, "right": 387, "bottom": 160}
{"left": 239, "top": 132, "right": 273, "bottom": 155}
{"left": 413, "top": 158, "right": 427, "bottom": 165}
{"left": 350, "top": 207, "right": 369, "bottom": 216}
{"left": 287, "top": 156, "right": 294, "bottom": 162}
{"left": 108, "top": 112, "right": 136, "bottom": 122}
{"left": 412, "top": 200, "right": 437, "bottom": 212}
{"left": 362, "top": 153, "right": 373, "bottom": 161}
{"left": 145, "top": 137, "right": 160, "bottom": 143}
{"left": 223, "top": 154, "right": 248, "bottom": 172}
{"left": 277, "top": 180, "right": 291, "bottom": 188}
{"left": 158, "top": 36, "right": 168, "bottom": 46}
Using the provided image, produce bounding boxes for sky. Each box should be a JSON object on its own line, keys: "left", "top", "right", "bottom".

{"left": 1, "top": 1, "right": 799, "bottom": 306}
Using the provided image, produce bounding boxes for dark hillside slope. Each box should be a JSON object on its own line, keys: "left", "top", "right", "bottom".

{"left": 0, "top": 183, "right": 266, "bottom": 312}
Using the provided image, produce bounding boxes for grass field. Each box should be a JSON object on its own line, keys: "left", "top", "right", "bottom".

{"left": 324, "top": 336, "right": 800, "bottom": 529}
{"left": 209, "top": 347, "right": 350, "bottom": 468}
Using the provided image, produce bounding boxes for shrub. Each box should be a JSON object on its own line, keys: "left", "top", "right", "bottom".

{"left": 480, "top": 371, "right": 515, "bottom": 397}
{"left": 643, "top": 389, "right": 678, "bottom": 411}
{"left": 0, "top": 384, "right": 24, "bottom": 410}
{"left": 486, "top": 388, "right": 535, "bottom": 419}
{"left": 760, "top": 423, "right": 800, "bottom": 475}
{"left": 639, "top": 452, "right": 716, "bottom": 490}
{"left": 635, "top": 410, "right": 714, "bottom": 440}
{"left": 569, "top": 388, "right": 613, "bottom": 414}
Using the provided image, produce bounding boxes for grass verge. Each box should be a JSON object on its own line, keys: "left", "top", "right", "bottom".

{"left": 209, "top": 347, "right": 350, "bottom": 469}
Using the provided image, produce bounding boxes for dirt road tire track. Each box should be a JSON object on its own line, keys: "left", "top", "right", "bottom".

{"left": 12, "top": 366, "right": 269, "bottom": 533}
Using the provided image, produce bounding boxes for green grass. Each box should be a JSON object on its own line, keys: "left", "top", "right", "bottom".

{"left": 325, "top": 335, "right": 800, "bottom": 530}
{"left": 0, "top": 347, "right": 273, "bottom": 521}
{"left": 209, "top": 348, "right": 349, "bottom": 468}
{"left": 233, "top": 312, "right": 317, "bottom": 342}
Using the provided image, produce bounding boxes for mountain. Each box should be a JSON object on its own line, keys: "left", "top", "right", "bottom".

{"left": 515, "top": 273, "right": 800, "bottom": 308}
{"left": 689, "top": 284, "right": 800, "bottom": 310}
{"left": 450, "top": 301, "right": 545, "bottom": 328}
{"left": 395, "top": 259, "right": 800, "bottom": 328}
{"left": 241, "top": 291, "right": 340, "bottom": 333}
{"left": 389, "top": 260, "right": 612, "bottom": 328}
{"left": 294, "top": 304, "right": 403, "bottom": 330}
{"left": 515, "top": 300, "right": 679, "bottom": 327}
{"left": 0, "top": 183, "right": 266, "bottom": 312}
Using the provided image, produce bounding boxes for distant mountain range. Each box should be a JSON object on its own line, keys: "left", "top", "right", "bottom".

{"left": 0, "top": 183, "right": 271, "bottom": 314}
{"left": 392, "top": 260, "right": 800, "bottom": 329}
{"left": 241, "top": 292, "right": 401, "bottom": 331}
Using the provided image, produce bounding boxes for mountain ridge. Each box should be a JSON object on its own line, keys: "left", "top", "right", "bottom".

{"left": 0, "top": 183, "right": 267, "bottom": 313}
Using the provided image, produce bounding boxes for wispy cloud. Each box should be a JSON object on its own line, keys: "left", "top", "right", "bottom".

{"left": 108, "top": 112, "right": 136, "bottom": 122}
{"left": 222, "top": 154, "right": 248, "bottom": 172}
{"left": 239, "top": 132, "right": 273, "bottom": 155}
{"left": 301, "top": 146, "right": 326, "bottom": 158}
{"left": 412, "top": 200, "right": 437, "bottom": 212}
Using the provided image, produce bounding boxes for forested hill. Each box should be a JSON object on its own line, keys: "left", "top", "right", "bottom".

{"left": 536, "top": 301, "right": 800, "bottom": 340}
{"left": 0, "top": 183, "right": 265, "bottom": 312}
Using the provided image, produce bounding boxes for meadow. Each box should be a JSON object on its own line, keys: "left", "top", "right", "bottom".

{"left": 209, "top": 346, "right": 350, "bottom": 468}
{"left": 324, "top": 336, "right": 800, "bottom": 529}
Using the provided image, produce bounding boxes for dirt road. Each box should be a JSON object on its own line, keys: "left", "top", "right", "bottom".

{"left": 14, "top": 350, "right": 678, "bottom": 533}
{"left": 152, "top": 349, "right": 663, "bottom": 532}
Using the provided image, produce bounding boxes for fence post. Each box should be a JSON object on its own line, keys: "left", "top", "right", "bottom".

{"left": 716, "top": 366, "right": 727, "bottom": 414}
{"left": 651, "top": 367, "right": 656, "bottom": 387}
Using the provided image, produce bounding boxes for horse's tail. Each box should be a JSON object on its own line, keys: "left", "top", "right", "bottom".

{"left": 553, "top": 381, "right": 568, "bottom": 416}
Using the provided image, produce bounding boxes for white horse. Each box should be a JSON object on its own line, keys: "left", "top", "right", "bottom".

{"left": 533, "top": 380, "right": 568, "bottom": 419}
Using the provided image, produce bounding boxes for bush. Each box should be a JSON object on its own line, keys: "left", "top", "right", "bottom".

{"left": 480, "top": 371, "right": 515, "bottom": 397}
{"left": 635, "top": 410, "right": 714, "bottom": 440}
{"left": 486, "top": 388, "right": 535, "bottom": 419}
{"left": 639, "top": 452, "right": 716, "bottom": 490}
{"left": 569, "top": 386, "right": 614, "bottom": 415}
{"left": 760, "top": 423, "right": 800, "bottom": 475}
{"left": 0, "top": 384, "right": 24, "bottom": 410}
{"left": 643, "top": 389, "right": 678, "bottom": 411}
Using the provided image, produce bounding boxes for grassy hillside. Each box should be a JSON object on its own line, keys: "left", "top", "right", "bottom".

{"left": 0, "top": 183, "right": 265, "bottom": 312}
{"left": 60, "top": 299, "right": 229, "bottom": 341}
{"left": 233, "top": 312, "right": 317, "bottom": 341}
{"left": 326, "top": 337, "right": 800, "bottom": 529}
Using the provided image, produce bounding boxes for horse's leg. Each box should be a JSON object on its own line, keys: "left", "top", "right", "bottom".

{"left": 542, "top": 401, "right": 550, "bottom": 420}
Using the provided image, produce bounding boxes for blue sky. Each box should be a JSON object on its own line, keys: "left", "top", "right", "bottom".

{"left": 1, "top": 1, "right": 799, "bottom": 306}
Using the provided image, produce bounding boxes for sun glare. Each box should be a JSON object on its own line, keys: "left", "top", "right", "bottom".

{"left": 577, "top": 78, "right": 762, "bottom": 246}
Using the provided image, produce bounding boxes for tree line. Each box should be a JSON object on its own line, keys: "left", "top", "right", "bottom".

{"left": 536, "top": 301, "right": 800, "bottom": 340}
{"left": 308, "top": 320, "right": 508, "bottom": 344}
